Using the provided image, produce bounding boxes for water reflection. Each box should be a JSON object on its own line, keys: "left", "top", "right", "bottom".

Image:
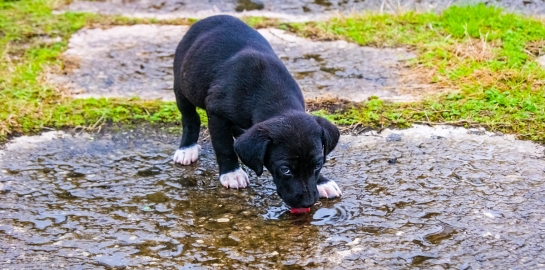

{"left": 1, "top": 125, "right": 544, "bottom": 268}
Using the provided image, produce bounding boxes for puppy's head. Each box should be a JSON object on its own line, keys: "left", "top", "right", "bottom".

{"left": 234, "top": 112, "right": 339, "bottom": 208}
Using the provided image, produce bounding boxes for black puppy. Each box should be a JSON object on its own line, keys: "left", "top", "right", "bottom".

{"left": 172, "top": 15, "right": 341, "bottom": 209}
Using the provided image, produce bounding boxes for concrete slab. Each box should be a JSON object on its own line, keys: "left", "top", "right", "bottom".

{"left": 51, "top": 25, "right": 416, "bottom": 102}
{"left": 61, "top": 0, "right": 545, "bottom": 21}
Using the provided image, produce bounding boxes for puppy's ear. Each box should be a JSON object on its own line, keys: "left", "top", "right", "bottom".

{"left": 314, "top": 116, "right": 340, "bottom": 157}
{"left": 234, "top": 125, "right": 270, "bottom": 176}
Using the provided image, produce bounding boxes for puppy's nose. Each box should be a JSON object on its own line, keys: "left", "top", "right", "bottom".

{"left": 299, "top": 202, "right": 315, "bottom": 208}
{"left": 296, "top": 193, "right": 318, "bottom": 208}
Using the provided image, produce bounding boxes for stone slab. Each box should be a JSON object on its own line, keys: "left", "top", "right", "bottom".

{"left": 62, "top": 0, "right": 545, "bottom": 21}
{"left": 51, "top": 25, "right": 416, "bottom": 102}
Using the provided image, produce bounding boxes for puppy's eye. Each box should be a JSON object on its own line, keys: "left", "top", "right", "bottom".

{"left": 280, "top": 166, "right": 291, "bottom": 175}
{"left": 314, "top": 163, "right": 322, "bottom": 171}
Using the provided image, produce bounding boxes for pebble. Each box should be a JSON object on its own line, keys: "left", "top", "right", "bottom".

{"left": 386, "top": 133, "right": 402, "bottom": 142}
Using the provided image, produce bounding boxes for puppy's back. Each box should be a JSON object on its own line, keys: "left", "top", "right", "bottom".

{"left": 174, "top": 15, "right": 275, "bottom": 107}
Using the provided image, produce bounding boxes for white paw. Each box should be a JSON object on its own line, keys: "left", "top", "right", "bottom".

{"left": 219, "top": 168, "right": 249, "bottom": 189}
{"left": 317, "top": 180, "right": 342, "bottom": 198}
{"left": 173, "top": 144, "right": 200, "bottom": 165}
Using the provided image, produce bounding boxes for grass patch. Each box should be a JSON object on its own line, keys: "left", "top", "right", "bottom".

{"left": 2, "top": 1, "right": 545, "bottom": 142}
{"left": 290, "top": 4, "right": 545, "bottom": 142}
{"left": 241, "top": 16, "right": 282, "bottom": 29}
{"left": 0, "top": 0, "right": 204, "bottom": 141}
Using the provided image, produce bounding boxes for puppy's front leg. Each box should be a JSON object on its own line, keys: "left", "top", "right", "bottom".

{"left": 317, "top": 174, "right": 342, "bottom": 198}
{"left": 208, "top": 113, "right": 249, "bottom": 189}
{"left": 173, "top": 96, "right": 201, "bottom": 165}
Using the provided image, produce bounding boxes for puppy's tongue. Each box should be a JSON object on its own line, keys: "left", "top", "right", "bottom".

{"left": 290, "top": 207, "right": 311, "bottom": 215}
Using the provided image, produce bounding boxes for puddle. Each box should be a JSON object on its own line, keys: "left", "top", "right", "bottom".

{"left": 1, "top": 125, "right": 545, "bottom": 268}
{"left": 51, "top": 25, "right": 415, "bottom": 102}
{"left": 62, "top": 0, "right": 545, "bottom": 21}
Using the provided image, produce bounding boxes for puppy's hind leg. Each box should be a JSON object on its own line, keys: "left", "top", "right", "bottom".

{"left": 317, "top": 174, "right": 342, "bottom": 198}
{"left": 173, "top": 95, "right": 201, "bottom": 165}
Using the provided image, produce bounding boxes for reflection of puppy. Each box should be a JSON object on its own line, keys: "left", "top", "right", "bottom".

{"left": 172, "top": 15, "right": 341, "bottom": 209}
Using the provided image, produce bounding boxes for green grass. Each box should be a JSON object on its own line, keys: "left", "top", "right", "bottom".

{"left": 292, "top": 4, "right": 545, "bottom": 141}
{"left": 0, "top": 0, "right": 202, "bottom": 141}
{"left": 1, "top": 1, "right": 545, "bottom": 142}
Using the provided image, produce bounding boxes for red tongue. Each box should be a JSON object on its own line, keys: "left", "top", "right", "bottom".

{"left": 290, "top": 208, "right": 311, "bottom": 214}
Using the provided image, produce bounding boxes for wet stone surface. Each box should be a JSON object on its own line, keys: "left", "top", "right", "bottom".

{"left": 1, "top": 125, "right": 545, "bottom": 268}
{"left": 52, "top": 25, "right": 415, "bottom": 102}
{"left": 63, "top": 0, "right": 545, "bottom": 20}
{"left": 55, "top": 25, "right": 184, "bottom": 101}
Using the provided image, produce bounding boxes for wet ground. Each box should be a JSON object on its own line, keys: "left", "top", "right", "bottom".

{"left": 52, "top": 25, "right": 415, "bottom": 102}
{"left": 63, "top": 0, "right": 545, "bottom": 20}
{"left": 9, "top": 1, "right": 545, "bottom": 268}
{"left": 1, "top": 125, "right": 545, "bottom": 269}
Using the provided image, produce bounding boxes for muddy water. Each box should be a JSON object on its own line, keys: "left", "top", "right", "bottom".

{"left": 64, "top": 0, "right": 545, "bottom": 20}
{"left": 52, "top": 25, "right": 415, "bottom": 102}
{"left": 1, "top": 125, "right": 545, "bottom": 268}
